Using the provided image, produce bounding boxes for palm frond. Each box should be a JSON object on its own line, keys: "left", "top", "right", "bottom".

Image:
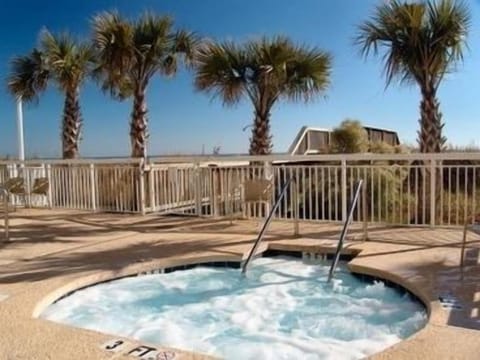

{"left": 195, "top": 36, "right": 332, "bottom": 108}
{"left": 194, "top": 36, "right": 332, "bottom": 155}
{"left": 428, "top": 0, "right": 470, "bottom": 73}
{"left": 283, "top": 46, "right": 332, "bottom": 103}
{"left": 194, "top": 40, "right": 248, "bottom": 105}
{"left": 172, "top": 29, "right": 201, "bottom": 69}
{"left": 92, "top": 10, "right": 135, "bottom": 96}
{"left": 92, "top": 10, "right": 195, "bottom": 95}
{"left": 40, "top": 29, "right": 94, "bottom": 92}
{"left": 356, "top": 0, "right": 470, "bottom": 89}
{"left": 7, "top": 49, "right": 49, "bottom": 103}
{"left": 134, "top": 14, "right": 171, "bottom": 59}
{"left": 246, "top": 36, "right": 332, "bottom": 104}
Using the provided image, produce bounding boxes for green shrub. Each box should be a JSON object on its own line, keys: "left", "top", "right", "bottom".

{"left": 438, "top": 190, "right": 480, "bottom": 226}
{"left": 330, "top": 119, "right": 369, "bottom": 153}
{"left": 369, "top": 141, "right": 395, "bottom": 154}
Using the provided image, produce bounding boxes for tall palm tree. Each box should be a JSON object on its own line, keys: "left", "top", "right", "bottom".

{"left": 8, "top": 30, "right": 93, "bottom": 159}
{"left": 356, "top": 0, "right": 470, "bottom": 153}
{"left": 195, "top": 36, "right": 332, "bottom": 155}
{"left": 92, "top": 11, "right": 199, "bottom": 158}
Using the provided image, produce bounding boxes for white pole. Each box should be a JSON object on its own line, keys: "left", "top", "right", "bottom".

{"left": 16, "top": 97, "right": 25, "bottom": 162}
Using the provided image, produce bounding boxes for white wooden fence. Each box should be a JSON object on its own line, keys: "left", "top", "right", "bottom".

{"left": 1, "top": 153, "right": 480, "bottom": 227}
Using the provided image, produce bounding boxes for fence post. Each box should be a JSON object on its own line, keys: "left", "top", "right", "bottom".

{"left": 148, "top": 164, "right": 155, "bottom": 212}
{"left": 46, "top": 164, "right": 53, "bottom": 209}
{"left": 139, "top": 161, "right": 146, "bottom": 215}
{"left": 341, "top": 159, "right": 347, "bottom": 222}
{"left": 89, "top": 163, "right": 96, "bottom": 212}
{"left": 293, "top": 179, "right": 300, "bottom": 237}
{"left": 430, "top": 159, "right": 436, "bottom": 228}
{"left": 211, "top": 166, "right": 219, "bottom": 217}
{"left": 264, "top": 160, "right": 273, "bottom": 217}
{"left": 227, "top": 169, "right": 234, "bottom": 224}
{"left": 24, "top": 164, "right": 31, "bottom": 208}
{"left": 362, "top": 183, "right": 368, "bottom": 241}
{"left": 194, "top": 163, "right": 202, "bottom": 216}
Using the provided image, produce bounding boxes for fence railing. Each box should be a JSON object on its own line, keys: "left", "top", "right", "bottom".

{"left": 1, "top": 153, "right": 480, "bottom": 227}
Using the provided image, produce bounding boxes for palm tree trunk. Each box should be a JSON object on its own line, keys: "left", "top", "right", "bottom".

{"left": 62, "top": 88, "right": 82, "bottom": 159}
{"left": 417, "top": 87, "right": 445, "bottom": 153}
{"left": 249, "top": 111, "right": 272, "bottom": 155}
{"left": 130, "top": 88, "right": 148, "bottom": 158}
{"left": 417, "top": 85, "right": 444, "bottom": 224}
{"left": 247, "top": 110, "right": 272, "bottom": 217}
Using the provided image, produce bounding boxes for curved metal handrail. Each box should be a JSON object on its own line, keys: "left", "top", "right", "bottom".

{"left": 0, "top": 186, "right": 9, "bottom": 242}
{"left": 241, "top": 177, "right": 296, "bottom": 275}
{"left": 327, "top": 180, "right": 363, "bottom": 283}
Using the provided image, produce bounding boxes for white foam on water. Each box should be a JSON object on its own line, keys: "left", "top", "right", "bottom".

{"left": 41, "top": 257, "right": 427, "bottom": 360}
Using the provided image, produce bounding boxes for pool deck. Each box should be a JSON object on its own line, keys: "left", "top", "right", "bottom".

{"left": 0, "top": 209, "right": 479, "bottom": 360}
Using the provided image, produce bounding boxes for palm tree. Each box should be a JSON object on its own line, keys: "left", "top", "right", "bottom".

{"left": 8, "top": 30, "right": 93, "bottom": 159}
{"left": 356, "top": 0, "right": 470, "bottom": 153}
{"left": 92, "top": 11, "right": 199, "bottom": 158}
{"left": 194, "top": 36, "right": 332, "bottom": 155}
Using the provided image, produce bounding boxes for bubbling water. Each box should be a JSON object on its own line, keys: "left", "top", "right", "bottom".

{"left": 41, "top": 256, "right": 427, "bottom": 360}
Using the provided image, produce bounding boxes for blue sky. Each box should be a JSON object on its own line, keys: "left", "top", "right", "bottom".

{"left": 1, "top": 0, "right": 480, "bottom": 158}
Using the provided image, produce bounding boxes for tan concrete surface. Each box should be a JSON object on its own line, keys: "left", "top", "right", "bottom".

{"left": 0, "top": 209, "right": 479, "bottom": 359}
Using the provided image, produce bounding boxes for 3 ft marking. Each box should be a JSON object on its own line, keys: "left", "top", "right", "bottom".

{"left": 102, "top": 339, "right": 126, "bottom": 353}
{"left": 101, "top": 339, "right": 176, "bottom": 359}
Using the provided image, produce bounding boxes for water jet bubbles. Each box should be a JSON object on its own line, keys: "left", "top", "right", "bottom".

{"left": 41, "top": 256, "right": 427, "bottom": 360}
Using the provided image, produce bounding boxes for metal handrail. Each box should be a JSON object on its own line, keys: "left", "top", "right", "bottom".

{"left": 0, "top": 186, "right": 9, "bottom": 242}
{"left": 327, "top": 180, "right": 363, "bottom": 283}
{"left": 241, "top": 177, "right": 296, "bottom": 274}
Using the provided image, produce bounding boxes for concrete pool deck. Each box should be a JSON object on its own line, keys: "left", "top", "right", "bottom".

{"left": 0, "top": 209, "right": 479, "bottom": 359}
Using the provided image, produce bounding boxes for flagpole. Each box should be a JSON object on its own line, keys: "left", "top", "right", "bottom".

{"left": 16, "top": 97, "right": 25, "bottom": 163}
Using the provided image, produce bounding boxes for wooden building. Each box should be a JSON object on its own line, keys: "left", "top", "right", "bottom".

{"left": 288, "top": 126, "right": 400, "bottom": 155}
